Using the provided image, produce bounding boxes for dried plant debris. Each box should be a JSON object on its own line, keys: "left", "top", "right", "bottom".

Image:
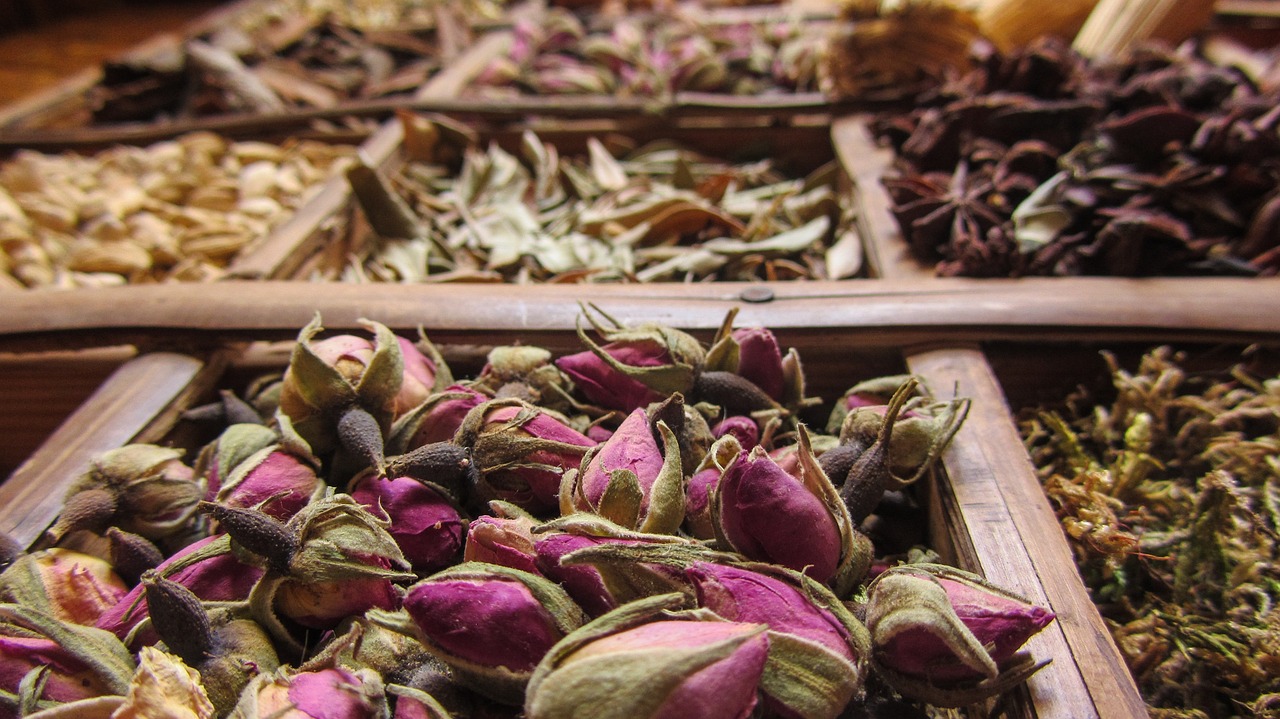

{"left": 0, "top": 310, "right": 1050, "bottom": 719}
{"left": 90, "top": 22, "right": 451, "bottom": 125}
{"left": 0, "top": 132, "right": 354, "bottom": 289}
{"left": 1021, "top": 346, "right": 1280, "bottom": 716}
{"left": 873, "top": 39, "right": 1280, "bottom": 277}
{"left": 469, "top": 7, "right": 827, "bottom": 99}
{"left": 338, "top": 127, "right": 862, "bottom": 283}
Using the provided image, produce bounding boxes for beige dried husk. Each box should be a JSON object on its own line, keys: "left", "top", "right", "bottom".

{"left": 823, "top": 0, "right": 984, "bottom": 101}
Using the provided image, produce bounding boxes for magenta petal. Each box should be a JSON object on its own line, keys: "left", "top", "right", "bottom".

{"left": 351, "top": 475, "right": 464, "bottom": 573}
{"left": 938, "top": 578, "right": 1056, "bottom": 663}
{"left": 554, "top": 342, "right": 667, "bottom": 412}
{"left": 580, "top": 408, "right": 664, "bottom": 511}
{"left": 717, "top": 452, "right": 841, "bottom": 583}
{"left": 533, "top": 533, "right": 619, "bottom": 617}
{"left": 404, "top": 578, "right": 562, "bottom": 672}
{"left": 288, "top": 667, "right": 377, "bottom": 719}
{"left": 731, "top": 327, "right": 786, "bottom": 401}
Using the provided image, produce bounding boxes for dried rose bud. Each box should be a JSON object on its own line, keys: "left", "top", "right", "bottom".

{"left": 455, "top": 400, "right": 596, "bottom": 514}
{"left": 350, "top": 471, "right": 465, "bottom": 574}
{"left": 711, "top": 415, "right": 759, "bottom": 448}
{"left": 0, "top": 548, "right": 127, "bottom": 626}
{"left": 729, "top": 326, "right": 787, "bottom": 400}
{"left": 276, "top": 315, "right": 409, "bottom": 459}
{"left": 568, "top": 407, "right": 684, "bottom": 534}
{"left": 247, "top": 496, "right": 414, "bottom": 649}
{"left": 391, "top": 386, "right": 488, "bottom": 451}
{"left": 554, "top": 307, "right": 705, "bottom": 413}
{"left": 387, "top": 684, "right": 454, "bottom": 719}
{"left": 231, "top": 665, "right": 386, "bottom": 719}
{"left": 715, "top": 445, "right": 842, "bottom": 583}
{"left": 463, "top": 513, "right": 540, "bottom": 575}
{"left": 687, "top": 562, "right": 870, "bottom": 719}
{"left": 327, "top": 616, "right": 432, "bottom": 685}
{"left": 472, "top": 346, "right": 574, "bottom": 411}
{"left": 0, "top": 604, "right": 135, "bottom": 711}
{"left": 525, "top": 594, "right": 770, "bottom": 719}
{"left": 702, "top": 309, "right": 813, "bottom": 416}
{"left": 684, "top": 435, "right": 742, "bottom": 540}
{"left": 53, "top": 445, "right": 205, "bottom": 541}
{"left": 400, "top": 562, "right": 587, "bottom": 704}
{"left": 866, "top": 563, "right": 1055, "bottom": 707}
{"left": 96, "top": 534, "right": 263, "bottom": 646}
{"left": 112, "top": 647, "right": 215, "bottom": 719}
{"left": 197, "top": 424, "right": 325, "bottom": 521}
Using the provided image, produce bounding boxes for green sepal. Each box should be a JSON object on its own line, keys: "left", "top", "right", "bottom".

{"left": 0, "top": 604, "right": 136, "bottom": 696}
{"left": 702, "top": 308, "right": 742, "bottom": 374}
{"left": 759, "top": 632, "right": 862, "bottom": 719}
{"left": 288, "top": 313, "right": 359, "bottom": 413}
{"left": 792, "top": 425, "right": 871, "bottom": 597}
{"left": 866, "top": 569, "right": 998, "bottom": 681}
{"left": 195, "top": 423, "right": 278, "bottom": 491}
{"left": 386, "top": 684, "right": 455, "bottom": 719}
{"left": 639, "top": 421, "right": 686, "bottom": 535}
{"left": 596, "top": 470, "right": 643, "bottom": 530}
{"left": 355, "top": 318, "right": 406, "bottom": 417}
{"left": 287, "top": 495, "right": 415, "bottom": 583}
{"left": 574, "top": 318, "right": 697, "bottom": 398}
{"left": 413, "top": 326, "right": 454, "bottom": 394}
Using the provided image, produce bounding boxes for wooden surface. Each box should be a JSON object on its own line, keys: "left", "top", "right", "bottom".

{"left": 0, "top": 350, "right": 229, "bottom": 548}
{"left": 0, "top": 278, "right": 1276, "bottom": 353}
{"left": 907, "top": 347, "right": 1149, "bottom": 719}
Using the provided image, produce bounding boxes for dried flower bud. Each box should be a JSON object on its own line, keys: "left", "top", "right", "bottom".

{"left": 0, "top": 604, "right": 136, "bottom": 711}
{"left": 684, "top": 435, "right": 741, "bottom": 540}
{"left": 113, "top": 646, "right": 215, "bottom": 719}
{"left": 401, "top": 562, "right": 587, "bottom": 704}
{"left": 865, "top": 564, "right": 1055, "bottom": 707}
{"left": 350, "top": 471, "right": 465, "bottom": 574}
{"left": 391, "top": 386, "right": 488, "bottom": 451}
{"left": 277, "top": 315, "right": 408, "bottom": 457}
{"left": 55, "top": 445, "right": 205, "bottom": 541}
{"left": 97, "top": 534, "right": 263, "bottom": 650}
{"left": 525, "top": 594, "right": 770, "bottom": 719}
{"left": 711, "top": 415, "right": 759, "bottom": 448}
{"left": 568, "top": 408, "right": 684, "bottom": 534}
{"left": 473, "top": 346, "right": 574, "bottom": 411}
{"left": 455, "top": 400, "right": 596, "bottom": 514}
{"left": 687, "top": 562, "right": 870, "bottom": 719}
{"left": 199, "top": 426, "right": 325, "bottom": 521}
{"left": 105, "top": 528, "right": 165, "bottom": 585}
{"left": 715, "top": 445, "right": 842, "bottom": 583}
{"left": 728, "top": 326, "right": 786, "bottom": 400}
{"left": 463, "top": 514, "right": 540, "bottom": 575}
{"left": 0, "top": 548, "right": 127, "bottom": 626}
{"left": 554, "top": 306, "right": 705, "bottom": 413}
{"left": 230, "top": 665, "right": 386, "bottom": 719}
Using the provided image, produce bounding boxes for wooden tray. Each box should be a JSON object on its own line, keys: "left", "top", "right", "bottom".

{"left": 229, "top": 112, "right": 864, "bottom": 282}
{"left": 0, "top": 315, "right": 1150, "bottom": 718}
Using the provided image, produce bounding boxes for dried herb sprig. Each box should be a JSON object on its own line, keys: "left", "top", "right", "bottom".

{"left": 1021, "top": 346, "right": 1280, "bottom": 715}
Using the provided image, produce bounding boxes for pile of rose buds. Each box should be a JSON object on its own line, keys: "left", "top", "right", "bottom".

{"left": 0, "top": 307, "right": 1056, "bottom": 719}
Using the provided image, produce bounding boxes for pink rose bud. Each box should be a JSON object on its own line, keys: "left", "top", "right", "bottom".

{"left": 554, "top": 309, "right": 705, "bottom": 413}
{"left": 233, "top": 666, "right": 385, "bottom": 719}
{"left": 533, "top": 532, "right": 626, "bottom": 617}
{"left": 866, "top": 564, "right": 1055, "bottom": 707}
{"left": 731, "top": 326, "right": 786, "bottom": 400}
{"left": 555, "top": 343, "right": 669, "bottom": 412}
{"left": 96, "top": 534, "right": 263, "bottom": 645}
{"left": 572, "top": 408, "right": 684, "bottom": 533}
{"left": 395, "top": 336, "right": 441, "bottom": 417}
{"left": 716, "top": 446, "right": 842, "bottom": 584}
{"left": 712, "top": 416, "right": 759, "bottom": 448}
{"left": 683, "top": 466, "right": 721, "bottom": 540}
{"left": 0, "top": 548, "right": 128, "bottom": 626}
{"left": 463, "top": 515, "right": 540, "bottom": 576}
{"left": 687, "top": 562, "right": 870, "bottom": 719}
{"left": 403, "top": 563, "right": 586, "bottom": 704}
{"left": 215, "top": 446, "right": 325, "bottom": 521}
{"left": 396, "top": 386, "right": 488, "bottom": 449}
{"left": 0, "top": 635, "right": 117, "bottom": 708}
{"left": 460, "top": 401, "right": 596, "bottom": 514}
{"left": 350, "top": 472, "right": 465, "bottom": 573}
{"left": 526, "top": 606, "right": 770, "bottom": 719}
{"left": 52, "top": 444, "right": 205, "bottom": 542}
{"left": 275, "top": 557, "right": 403, "bottom": 629}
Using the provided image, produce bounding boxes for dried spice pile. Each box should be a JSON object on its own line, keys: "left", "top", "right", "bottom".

{"left": 0, "top": 309, "right": 1054, "bottom": 718}
{"left": 874, "top": 39, "right": 1280, "bottom": 277}
{"left": 468, "top": 8, "right": 825, "bottom": 99}
{"left": 1021, "top": 346, "right": 1280, "bottom": 716}
{"left": 90, "top": 23, "right": 447, "bottom": 126}
{"left": 0, "top": 132, "right": 354, "bottom": 289}
{"left": 338, "top": 126, "right": 861, "bottom": 283}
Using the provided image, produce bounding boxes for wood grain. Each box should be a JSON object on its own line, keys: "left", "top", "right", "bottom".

{"left": 0, "top": 278, "right": 1276, "bottom": 353}
{"left": 906, "top": 346, "right": 1149, "bottom": 719}
{"left": 0, "top": 350, "right": 229, "bottom": 549}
